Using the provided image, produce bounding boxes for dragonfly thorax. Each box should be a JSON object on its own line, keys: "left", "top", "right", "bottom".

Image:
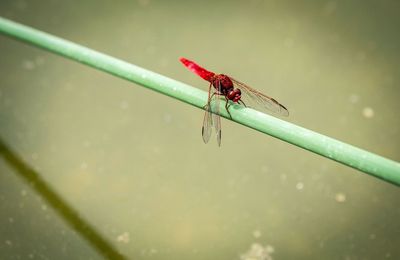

{"left": 211, "top": 74, "right": 232, "bottom": 90}
{"left": 211, "top": 74, "right": 242, "bottom": 103}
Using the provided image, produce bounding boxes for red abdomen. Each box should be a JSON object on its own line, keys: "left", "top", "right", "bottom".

{"left": 179, "top": 57, "right": 215, "bottom": 82}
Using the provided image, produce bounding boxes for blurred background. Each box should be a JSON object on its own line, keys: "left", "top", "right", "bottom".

{"left": 0, "top": 0, "right": 399, "bottom": 259}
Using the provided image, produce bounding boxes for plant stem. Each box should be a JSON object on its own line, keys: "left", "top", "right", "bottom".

{"left": 0, "top": 17, "right": 399, "bottom": 187}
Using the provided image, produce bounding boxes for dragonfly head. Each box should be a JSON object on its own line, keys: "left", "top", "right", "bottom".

{"left": 227, "top": 88, "right": 242, "bottom": 103}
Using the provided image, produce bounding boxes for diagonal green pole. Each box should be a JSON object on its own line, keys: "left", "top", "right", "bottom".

{"left": 0, "top": 17, "right": 399, "bottom": 186}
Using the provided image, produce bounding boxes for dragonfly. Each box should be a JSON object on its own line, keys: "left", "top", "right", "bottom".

{"left": 179, "top": 57, "right": 289, "bottom": 146}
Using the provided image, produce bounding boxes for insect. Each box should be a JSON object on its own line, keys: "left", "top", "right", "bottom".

{"left": 180, "top": 57, "right": 289, "bottom": 146}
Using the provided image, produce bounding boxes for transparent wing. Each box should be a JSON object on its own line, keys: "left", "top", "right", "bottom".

{"left": 230, "top": 77, "right": 289, "bottom": 116}
{"left": 202, "top": 82, "right": 222, "bottom": 146}
{"left": 202, "top": 100, "right": 212, "bottom": 144}
{"left": 212, "top": 80, "right": 222, "bottom": 146}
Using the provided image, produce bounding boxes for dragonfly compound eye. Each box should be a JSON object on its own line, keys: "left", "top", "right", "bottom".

{"left": 226, "top": 90, "right": 240, "bottom": 102}
{"left": 229, "top": 89, "right": 241, "bottom": 102}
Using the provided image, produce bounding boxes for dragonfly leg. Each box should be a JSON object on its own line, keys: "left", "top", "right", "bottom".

{"left": 204, "top": 92, "right": 218, "bottom": 111}
{"left": 239, "top": 99, "right": 247, "bottom": 107}
{"left": 225, "top": 97, "right": 233, "bottom": 119}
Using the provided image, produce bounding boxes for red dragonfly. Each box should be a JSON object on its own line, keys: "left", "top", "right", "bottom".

{"left": 180, "top": 57, "right": 289, "bottom": 146}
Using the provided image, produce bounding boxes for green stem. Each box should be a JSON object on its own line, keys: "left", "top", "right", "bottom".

{"left": 1, "top": 17, "right": 399, "bottom": 187}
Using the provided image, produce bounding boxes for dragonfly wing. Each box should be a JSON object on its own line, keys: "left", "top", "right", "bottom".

{"left": 230, "top": 77, "right": 289, "bottom": 116}
{"left": 202, "top": 81, "right": 223, "bottom": 146}
{"left": 202, "top": 102, "right": 213, "bottom": 144}
{"left": 212, "top": 81, "right": 222, "bottom": 146}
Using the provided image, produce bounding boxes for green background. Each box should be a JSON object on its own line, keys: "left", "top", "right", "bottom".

{"left": 0, "top": 0, "right": 399, "bottom": 259}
